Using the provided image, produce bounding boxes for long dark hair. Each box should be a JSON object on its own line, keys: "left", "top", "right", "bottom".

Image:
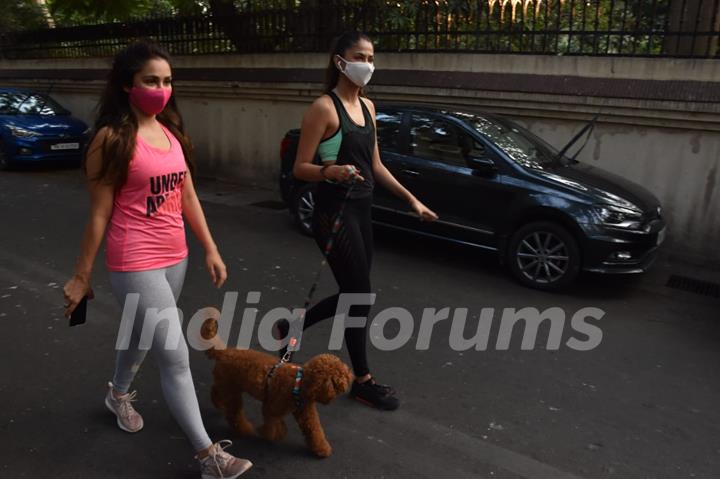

{"left": 85, "top": 41, "right": 195, "bottom": 189}
{"left": 324, "top": 31, "right": 373, "bottom": 94}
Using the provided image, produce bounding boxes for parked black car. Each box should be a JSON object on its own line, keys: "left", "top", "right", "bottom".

{"left": 279, "top": 105, "right": 666, "bottom": 290}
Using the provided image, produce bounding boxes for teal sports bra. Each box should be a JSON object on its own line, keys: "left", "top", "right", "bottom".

{"left": 318, "top": 127, "right": 342, "bottom": 163}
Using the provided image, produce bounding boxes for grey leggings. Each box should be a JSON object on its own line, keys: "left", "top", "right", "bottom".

{"left": 109, "top": 258, "right": 212, "bottom": 452}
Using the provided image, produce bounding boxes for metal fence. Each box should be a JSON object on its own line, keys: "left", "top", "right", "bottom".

{"left": 1, "top": 0, "right": 719, "bottom": 59}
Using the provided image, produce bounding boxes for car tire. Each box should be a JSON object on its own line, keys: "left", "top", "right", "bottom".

{"left": 506, "top": 221, "right": 581, "bottom": 291}
{"left": 292, "top": 183, "right": 316, "bottom": 237}
{"left": 0, "top": 143, "right": 11, "bottom": 171}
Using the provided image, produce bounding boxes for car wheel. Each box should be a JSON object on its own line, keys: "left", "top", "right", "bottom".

{"left": 292, "top": 184, "right": 315, "bottom": 236}
{"left": 0, "top": 144, "right": 11, "bottom": 171}
{"left": 507, "top": 221, "right": 581, "bottom": 291}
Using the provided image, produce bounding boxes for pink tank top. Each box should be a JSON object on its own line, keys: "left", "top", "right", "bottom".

{"left": 105, "top": 125, "right": 189, "bottom": 272}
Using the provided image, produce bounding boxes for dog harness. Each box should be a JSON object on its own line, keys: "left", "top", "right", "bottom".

{"left": 291, "top": 368, "right": 304, "bottom": 408}
{"left": 265, "top": 338, "right": 305, "bottom": 409}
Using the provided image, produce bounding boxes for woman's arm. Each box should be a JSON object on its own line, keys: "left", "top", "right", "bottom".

{"left": 293, "top": 97, "right": 363, "bottom": 184}
{"left": 181, "top": 171, "right": 227, "bottom": 288}
{"left": 372, "top": 143, "right": 414, "bottom": 203}
{"left": 63, "top": 128, "right": 114, "bottom": 317}
{"left": 364, "top": 99, "right": 438, "bottom": 222}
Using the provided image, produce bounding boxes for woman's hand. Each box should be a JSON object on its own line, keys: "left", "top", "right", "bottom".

{"left": 323, "top": 164, "right": 364, "bottom": 183}
{"left": 206, "top": 248, "right": 227, "bottom": 288}
{"left": 63, "top": 275, "right": 94, "bottom": 318}
{"left": 410, "top": 199, "right": 439, "bottom": 222}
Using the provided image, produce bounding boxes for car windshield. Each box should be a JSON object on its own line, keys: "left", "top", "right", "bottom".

{"left": 454, "top": 112, "right": 571, "bottom": 169}
{"left": 0, "top": 92, "right": 69, "bottom": 116}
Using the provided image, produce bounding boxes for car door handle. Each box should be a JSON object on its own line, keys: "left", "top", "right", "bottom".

{"left": 401, "top": 169, "right": 420, "bottom": 176}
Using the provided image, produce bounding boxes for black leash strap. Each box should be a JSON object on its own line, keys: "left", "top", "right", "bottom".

{"left": 284, "top": 177, "right": 358, "bottom": 362}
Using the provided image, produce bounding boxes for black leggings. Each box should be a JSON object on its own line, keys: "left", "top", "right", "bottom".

{"left": 304, "top": 194, "right": 373, "bottom": 377}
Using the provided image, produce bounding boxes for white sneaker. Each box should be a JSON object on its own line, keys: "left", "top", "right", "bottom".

{"left": 197, "top": 440, "right": 253, "bottom": 479}
{"left": 104, "top": 381, "right": 144, "bottom": 433}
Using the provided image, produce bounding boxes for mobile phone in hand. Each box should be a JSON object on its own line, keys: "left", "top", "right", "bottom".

{"left": 69, "top": 295, "right": 89, "bottom": 327}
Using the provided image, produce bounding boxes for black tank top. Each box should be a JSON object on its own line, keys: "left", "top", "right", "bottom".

{"left": 317, "top": 91, "right": 375, "bottom": 200}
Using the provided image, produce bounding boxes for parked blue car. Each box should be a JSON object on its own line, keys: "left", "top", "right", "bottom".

{"left": 0, "top": 87, "right": 89, "bottom": 170}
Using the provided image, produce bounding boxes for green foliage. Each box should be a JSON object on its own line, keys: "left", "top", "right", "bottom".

{"left": 46, "top": 0, "right": 171, "bottom": 25}
{"left": 0, "top": 1, "right": 46, "bottom": 33}
{"left": 43, "top": 0, "right": 210, "bottom": 26}
{"left": 1, "top": 0, "right": 714, "bottom": 58}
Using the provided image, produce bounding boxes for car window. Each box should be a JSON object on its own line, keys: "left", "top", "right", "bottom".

{"left": 410, "top": 114, "right": 472, "bottom": 168}
{"left": 376, "top": 110, "right": 403, "bottom": 153}
{"left": 0, "top": 92, "right": 67, "bottom": 116}
{"left": 466, "top": 140, "right": 489, "bottom": 159}
{"left": 0, "top": 94, "right": 14, "bottom": 115}
{"left": 454, "top": 112, "right": 568, "bottom": 168}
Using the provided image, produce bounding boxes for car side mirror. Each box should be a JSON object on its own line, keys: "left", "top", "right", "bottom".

{"left": 468, "top": 156, "right": 497, "bottom": 173}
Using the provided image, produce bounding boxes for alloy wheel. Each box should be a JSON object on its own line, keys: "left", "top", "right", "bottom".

{"left": 515, "top": 231, "right": 570, "bottom": 284}
{"left": 297, "top": 189, "right": 315, "bottom": 233}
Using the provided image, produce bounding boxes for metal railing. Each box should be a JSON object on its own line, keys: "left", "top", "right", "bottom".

{"left": 1, "top": 0, "right": 718, "bottom": 59}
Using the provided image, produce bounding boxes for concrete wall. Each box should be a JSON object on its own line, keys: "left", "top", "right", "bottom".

{"left": 1, "top": 53, "right": 719, "bottom": 264}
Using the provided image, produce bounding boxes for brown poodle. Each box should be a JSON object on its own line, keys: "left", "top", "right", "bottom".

{"left": 200, "top": 317, "right": 353, "bottom": 458}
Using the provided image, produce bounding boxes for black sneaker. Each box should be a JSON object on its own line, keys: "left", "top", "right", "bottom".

{"left": 367, "top": 379, "right": 396, "bottom": 396}
{"left": 351, "top": 379, "right": 400, "bottom": 411}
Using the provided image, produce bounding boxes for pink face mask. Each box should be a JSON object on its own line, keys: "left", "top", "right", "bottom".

{"left": 129, "top": 87, "right": 172, "bottom": 116}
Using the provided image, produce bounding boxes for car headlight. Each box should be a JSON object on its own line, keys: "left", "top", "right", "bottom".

{"left": 82, "top": 127, "right": 91, "bottom": 136}
{"left": 7, "top": 125, "right": 42, "bottom": 138}
{"left": 592, "top": 204, "right": 645, "bottom": 230}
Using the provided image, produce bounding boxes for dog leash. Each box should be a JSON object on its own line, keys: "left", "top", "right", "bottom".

{"left": 284, "top": 171, "right": 358, "bottom": 363}
{"left": 265, "top": 172, "right": 357, "bottom": 406}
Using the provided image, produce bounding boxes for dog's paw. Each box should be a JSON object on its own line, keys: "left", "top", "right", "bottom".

{"left": 259, "top": 422, "right": 287, "bottom": 441}
{"left": 232, "top": 420, "right": 256, "bottom": 436}
{"left": 311, "top": 442, "right": 332, "bottom": 458}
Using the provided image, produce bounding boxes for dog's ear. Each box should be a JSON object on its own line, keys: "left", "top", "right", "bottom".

{"left": 321, "top": 377, "right": 338, "bottom": 403}
{"left": 322, "top": 364, "right": 352, "bottom": 401}
{"left": 319, "top": 374, "right": 343, "bottom": 403}
{"left": 345, "top": 367, "right": 354, "bottom": 391}
{"left": 332, "top": 364, "right": 353, "bottom": 394}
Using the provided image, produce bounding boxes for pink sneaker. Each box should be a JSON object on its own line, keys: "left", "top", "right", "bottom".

{"left": 104, "top": 381, "right": 144, "bottom": 433}
{"left": 196, "top": 440, "right": 253, "bottom": 479}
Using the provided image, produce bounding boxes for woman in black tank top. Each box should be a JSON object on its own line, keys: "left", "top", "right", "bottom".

{"left": 316, "top": 89, "right": 375, "bottom": 200}
{"left": 291, "top": 32, "right": 438, "bottom": 411}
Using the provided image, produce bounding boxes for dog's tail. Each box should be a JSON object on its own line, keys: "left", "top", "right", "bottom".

{"left": 200, "top": 317, "right": 227, "bottom": 360}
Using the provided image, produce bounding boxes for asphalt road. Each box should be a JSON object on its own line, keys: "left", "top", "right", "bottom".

{"left": 1, "top": 166, "right": 718, "bottom": 479}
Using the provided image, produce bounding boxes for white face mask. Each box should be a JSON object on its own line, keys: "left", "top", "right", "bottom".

{"left": 336, "top": 55, "right": 375, "bottom": 88}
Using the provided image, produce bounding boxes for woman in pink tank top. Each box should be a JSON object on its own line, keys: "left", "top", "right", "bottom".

{"left": 62, "top": 42, "right": 253, "bottom": 478}
{"left": 104, "top": 121, "right": 190, "bottom": 272}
